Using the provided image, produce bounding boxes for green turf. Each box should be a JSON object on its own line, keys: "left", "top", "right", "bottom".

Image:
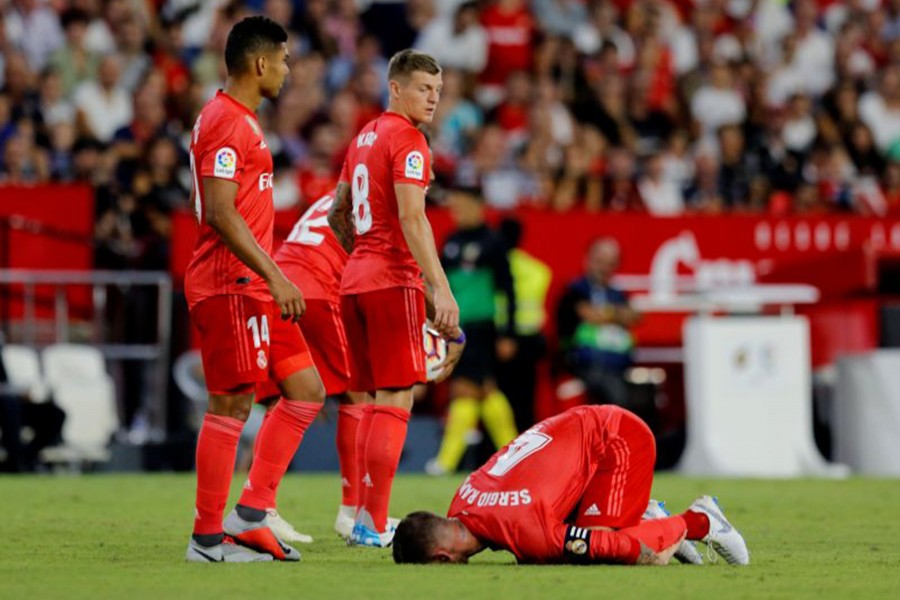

{"left": 1, "top": 474, "right": 899, "bottom": 600}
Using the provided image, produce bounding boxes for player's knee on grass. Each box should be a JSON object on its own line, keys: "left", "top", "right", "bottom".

{"left": 392, "top": 511, "right": 445, "bottom": 564}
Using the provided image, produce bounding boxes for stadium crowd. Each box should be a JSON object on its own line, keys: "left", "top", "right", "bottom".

{"left": 3, "top": 0, "right": 900, "bottom": 269}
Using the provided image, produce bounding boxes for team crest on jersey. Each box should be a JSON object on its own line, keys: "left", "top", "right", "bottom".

{"left": 257, "top": 349, "right": 267, "bottom": 370}
{"left": 405, "top": 151, "right": 424, "bottom": 180}
{"left": 214, "top": 147, "right": 237, "bottom": 178}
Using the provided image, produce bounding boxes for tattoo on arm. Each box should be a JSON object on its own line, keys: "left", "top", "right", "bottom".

{"left": 328, "top": 182, "right": 355, "bottom": 253}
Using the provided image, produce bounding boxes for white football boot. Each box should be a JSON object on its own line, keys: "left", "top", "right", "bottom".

{"left": 334, "top": 505, "right": 356, "bottom": 539}
{"left": 336, "top": 505, "right": 400, "bottom": 540}
{"left": 266, "top": 508, "right": 313, "bottom": 544}
{"left": 688, "top": 495, "right": 750, "bottom": 565}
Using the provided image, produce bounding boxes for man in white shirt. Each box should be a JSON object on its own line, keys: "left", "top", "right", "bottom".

{"left": 415, "top": 1, "right": 487, "bottom": 74}
{"left": 73, "top": 54, "right": 132, "bottom": 143}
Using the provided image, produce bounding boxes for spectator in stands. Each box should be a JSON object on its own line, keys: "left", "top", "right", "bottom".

{"left": 532, "top": 0, "right": 587, "bottom": 38}
{"left": 690, "top": 61, "right": 745, "bottom": 144}
{"left": 2, "top": 51, "right": 40, "bottom": 122}
{"left": 550, "top": 124, "right": 604, "bottom": 212}
{"left": 638, "top": 151, "right": 684, "bottom": 216}
{"left": 791, "top": 0, "right": 836, "bottom": 99}
{"left": 114, "top": 12, "right": 151, "bottom": 93}
{"left": 46, "top": 8, "right": 98, "bottom": 97}
{"left": 73, "top": 54, "right": 131, "bottom": 143}
{"left": 602, "top": 147, "right": 644, "bottom": 211}
{"left": 556, "top": 237, "right": 640, "bottom": 408}
{"left": 717, "top": 124, "right": 760, "bottom": 211}
{"left": 684, "top": 151, "right": 724, "bottom": 213}
{"left": 477, "top": 0, "right": 535, "bottom": 107}
{"left": 1, "top": 126, "right": 47, "bottom": 183}
{"left": 415, "top": 1, "right": 487, "bottom": 75}
{"left": 37, "top": 67, "right": 74, "bottom": 129}
{"left": 456, "top": 123, "right": 527, "bottom": 209}
{"left": 859, "top": 66, "right": 900, "bottom": 153}
{"left": 576, "top": 75, "right": 635, "bottom": 150}
{"left": 572, "top": 1, "right": 634, "bottom": 69}
{"left": 489, "top": 70, "right": 533, "bottom": 149}
{"left": 432, "top": 69, "right": 483, "bottom": 163}
{"left": 3, "top": 0, "right": 64, "bottom": 72}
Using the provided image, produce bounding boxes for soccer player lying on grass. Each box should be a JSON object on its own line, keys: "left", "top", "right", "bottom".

{"left": 393, "top": 405, "right": 750, "bottom": 566}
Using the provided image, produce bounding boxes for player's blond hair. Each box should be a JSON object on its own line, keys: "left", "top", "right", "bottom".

{"left": 387, "top": 49, "right": 441, "bottom": 83}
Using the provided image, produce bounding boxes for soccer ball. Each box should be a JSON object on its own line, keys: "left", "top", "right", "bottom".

{"left": 423, "top": 325, "right": 448, "bottom": 382}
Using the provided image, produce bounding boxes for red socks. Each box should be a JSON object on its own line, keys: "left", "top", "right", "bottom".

{"left": 354, "top": 405, "right": 376, "bottom": 509}
{"left": 193, "top": 414, "right": 243, "bottom": 535}
{"left": 681, "top": 510, "right": 711, "bottom": 540}
{"left": 239, "top": 399, "right": 321, "bottom": 510}
{"left": 359, "top": 405, "right": 410, "bottom": 531}
{"left": 337, "top": 404, "right": 365, "bottom": 508}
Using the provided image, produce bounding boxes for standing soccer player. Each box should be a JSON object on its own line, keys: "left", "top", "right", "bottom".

{"left": 328, "top": 49, "right": 462, "bottom": 547}
{"left": 184, "top": 16, "right": 326, "bottom": 563}
{"left": 253, "top": 191, "right": 368, "bottom": 542}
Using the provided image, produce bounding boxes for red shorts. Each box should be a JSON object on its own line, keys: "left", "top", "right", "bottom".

{"left": 341, "top": 287, "right": 426, "bottom": 392}
{"left": 573, "top": 409, "right": 656, "bottom": 529}
{"left": 191, "top": 295, "right": 314, "bottom": 395}
{"left": 256, "top": 299, "right": 350, "bottom": 401}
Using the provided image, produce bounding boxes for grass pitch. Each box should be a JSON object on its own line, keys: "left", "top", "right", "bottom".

{"left": 1, "top": 474, "right": 898, "bottom": 600}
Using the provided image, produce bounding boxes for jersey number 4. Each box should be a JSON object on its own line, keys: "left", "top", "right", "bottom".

{"left": 487, "top": 430, "right": 553, "bottom": 477}
{"left": 352, "top": 164, "right": 372, "bottom": 235}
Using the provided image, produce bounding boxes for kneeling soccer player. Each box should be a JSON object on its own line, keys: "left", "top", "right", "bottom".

{"left": 393, "top": 405, "right": 750, "bottom": 566}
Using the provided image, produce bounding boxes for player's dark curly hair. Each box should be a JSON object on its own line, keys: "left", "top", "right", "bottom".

{"left": 392, "top": 511, "right": 444, "bottom": 564}
{"left": 224, "top": 16, "right": 287, "bottom": 75}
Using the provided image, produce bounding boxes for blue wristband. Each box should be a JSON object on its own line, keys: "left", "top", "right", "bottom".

{"left": 451, "top": 330, "right": 466, "bottom": 345}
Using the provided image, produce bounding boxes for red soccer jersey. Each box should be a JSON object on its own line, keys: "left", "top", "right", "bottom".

{"left": 275, "top": 193, "right": 348, "bottom": 303}
{"left": 339, "top": 112, "right": 431, "bottom": 295}
{"left": 447, "top": 406, "right": 625, "bottom": 564}
{"left": 479, "top": 4, "right": 534, "bottom": 86}
{"left": 185, "top": 91, "right": 275, "bottom": 309}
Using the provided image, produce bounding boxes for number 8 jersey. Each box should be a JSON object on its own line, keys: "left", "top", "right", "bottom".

{"left": 338, "top": 112, "right": 432, "bottom": 295}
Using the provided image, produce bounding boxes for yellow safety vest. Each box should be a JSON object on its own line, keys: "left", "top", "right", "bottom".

{"left": 496, "top": 248, "right": 552, "bottom": 336}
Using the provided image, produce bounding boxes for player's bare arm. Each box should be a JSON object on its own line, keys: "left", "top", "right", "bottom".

{"left": 328, "top": 182, "right": 355, "bottom": 253}
{"left": 203, "top": 177, "right": 305, "bottom": 321}
{"left": 421, "top": 281, "right": 465, "bottom": 382}
{"left": 396, "top": 182, "right": 459, "bottom": 337}
{"left": 434, "top": 340, "right": 465, "bottom": 383}
{"left": 635, "top": 534, "right": 685, "bottom": 566}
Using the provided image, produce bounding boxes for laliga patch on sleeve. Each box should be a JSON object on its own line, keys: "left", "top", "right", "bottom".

{"left": 213, "top": 147, "right": 237, "bottom": 178}
{"left": 405, "top": 151, "right": 425, "bottom": 180}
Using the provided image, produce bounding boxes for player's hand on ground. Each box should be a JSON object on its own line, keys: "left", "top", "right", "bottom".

{"left": 432, "top": 286, "right": 459, "bottom": 338}
{"left": 434, "top": 332, "right": 466, "bottom": 383}
{"left": 268, "top": 275, "right": 306, "bottom": 322}
{"left": 496, "top": 337, "right": 517, "bottom": 362}
{"left": 635, "top": 533, "right": 685, "bottom": 566}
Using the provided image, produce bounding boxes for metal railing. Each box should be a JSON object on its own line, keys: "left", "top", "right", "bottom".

{"left": 0, "top": 269, "right": 173, "bottom": 438}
